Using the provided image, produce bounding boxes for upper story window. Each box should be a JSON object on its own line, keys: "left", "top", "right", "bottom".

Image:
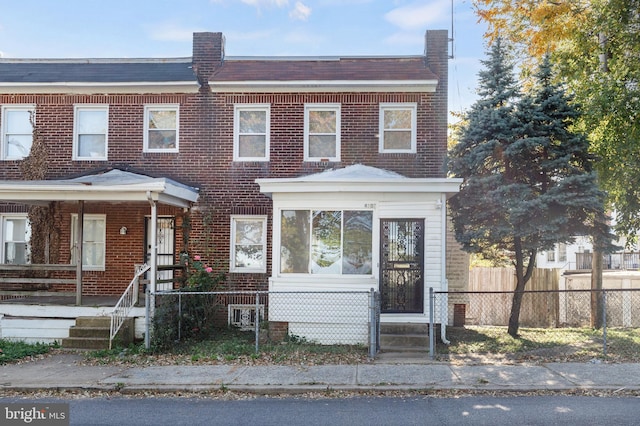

{"left": 230, "top": 215, "right": 267, "bottom": 273}
{"left": 1, "top": 105, "right": 35, "bottom": 160}
{"left": 71, "top": 214, "right": 106, "bottom": 271}
{"left": 379, "top": 103, "right": 417, "bottom": 153}
{"left": 558, "top": 243, "right": 567, "bottom": 262}
{"left": 2, "top": 215, "right": 30, "bottom": 264}
{"left": 144, "top": 105, "right": 179, "bottom": 153}
{"left": 547, "top": 249, "right": 556, "bottom": 262}
{"left": 304, "top": 104, "right": 340, "bottom": 162}
{"left": 234, "top": 104, "right": 270, "bottom": 161}
{"left": 74, "top": 105, "right": 108, "bottom": 160}
{"left": 280, "top": 209, "right": 372, "bottom": 275}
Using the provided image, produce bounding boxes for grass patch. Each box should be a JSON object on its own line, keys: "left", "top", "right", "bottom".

{"left": 441, "top": 326, "right": 640, "bottom": 362}
{"left": 87, "top": 327, "right": 368, "bottom": 366}
{"left": 0, "top": 339, "right": 54, "bottom": 364}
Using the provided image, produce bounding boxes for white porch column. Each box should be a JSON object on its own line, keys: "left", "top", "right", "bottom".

{"left": 149, "top": 197, "right": 158, "bottom": 310}
{"left": 75, "top": 200, "right": 84, "bottom": 306}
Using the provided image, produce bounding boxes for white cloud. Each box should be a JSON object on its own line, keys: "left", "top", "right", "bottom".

{"left": 383, "top": 31, "right": 424, "bottom": 47}
{"left": 241, "top": 0, "right": 289, "bottom": 7}
{"left": 384, "top": 0, "right": 450, "bottom": 30}
{"left": 147, "top": 23, "right": 203, "bottom": 42}
{"left": 289, "top": 2, "right": 312, "bottom": 21}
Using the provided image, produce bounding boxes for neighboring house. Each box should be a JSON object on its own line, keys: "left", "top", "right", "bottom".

{"left": 0, "top": 31, "right": 464, "bottom": 343}
{"left": 538, "top": 236, "right": 640, "bottom": 271}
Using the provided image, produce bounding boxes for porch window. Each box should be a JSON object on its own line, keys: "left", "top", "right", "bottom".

{"left": 379, "top": 103, "right": 417, "bottom": 153}
{"left": 230, "top": 216, "right": 267, "bottom": 273}
{"left": 144, "top": 105, "right": 179, "bottom": 152}
{"left": 1, "top": 105, "right": 34, "bottom": 160}
{"left": 280, "top": 210, "right": 372, "bottom": 275}
{"left": 70, "top": 214, "right": 106, "bottom": 270}
{"left": 73, "top": 105, "right": 108, "bottom": 160}
{"left": 234, "top": 105, "right": 270, "bottom": 161}
{"left": 2, "top": 215, "right": 30, "bottom": 264}
{"left": 304, "top": 104, "right": 340, "bottom": 161}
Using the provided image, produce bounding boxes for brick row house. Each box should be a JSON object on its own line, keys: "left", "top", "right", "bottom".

{"left": 0, "top": 31, "right": 464, "bottom": 345}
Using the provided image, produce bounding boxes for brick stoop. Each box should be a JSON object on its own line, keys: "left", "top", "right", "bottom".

{"left": 62, "top": 316, "right": 134, "bottom": 350}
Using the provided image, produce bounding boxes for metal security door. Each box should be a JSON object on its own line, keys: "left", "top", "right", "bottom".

{"left": 145, "top": 217, "right": 175, "bottom": 291}
{"left": 380, "top": 219, "right": 425, "bottom": 314}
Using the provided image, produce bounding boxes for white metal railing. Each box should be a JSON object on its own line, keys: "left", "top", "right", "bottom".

{"left": 110, "top": 263, "right": 150, "bottom": 349}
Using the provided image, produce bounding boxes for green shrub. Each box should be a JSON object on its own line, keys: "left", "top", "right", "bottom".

{"left": 151, "top": 254, "right": 226, "bottom": 352}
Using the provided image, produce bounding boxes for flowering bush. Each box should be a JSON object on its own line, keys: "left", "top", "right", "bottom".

{"left": 185, "top": 254, "right": 223, "bottom": 291}
{"left": 152, "top": 254, "right": 226, "bottom": 351}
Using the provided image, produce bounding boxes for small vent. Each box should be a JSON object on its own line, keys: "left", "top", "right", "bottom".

{"left": 228, "top": 304, "right": 264, "bottom": 330}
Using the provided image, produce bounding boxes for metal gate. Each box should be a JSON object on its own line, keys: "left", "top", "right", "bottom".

{"left": 380, "top": 219, "right": 425, "bottom": 314}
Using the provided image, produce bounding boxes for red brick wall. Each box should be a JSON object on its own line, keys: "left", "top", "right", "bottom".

{"left": 0, "top": 80, "right": 447, "bottom": 295}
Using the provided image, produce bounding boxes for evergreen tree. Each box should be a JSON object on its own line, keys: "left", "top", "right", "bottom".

{"left": 448, "top": 42, "right": 609, "bottom": 337}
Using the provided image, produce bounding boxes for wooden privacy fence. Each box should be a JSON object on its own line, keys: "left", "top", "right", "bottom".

{"left": 466, "top": 267, "right": 561, "bottom": 327}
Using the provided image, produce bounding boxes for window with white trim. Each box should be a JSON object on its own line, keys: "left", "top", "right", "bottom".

{"left": 379, "top": 103, "right": 417, "bottom": 153}
{"left": 70, "top": 214, "right": 106, "bottom": 270}
{"left": 558, "top": 243, "right": 567, "bottom": 262}
{"left": 144, "top": 105, "right": 179, "bottom": 152}
{"left": 2, "top": 105, "right": 35, "bottom": 160}
{"left": 547, "top": 249, "right": 556, "bottom": 262}
{"left": 73, "top": 105, "right": 108, "bottom": 160}
{"left": 304, "top": 104, "right": 340, "bottom": 161}
{"left": 230, "top": 216, "right": 267, "bottom": 273}
{"left": 234, "top": 105, "right": 270, "bottom": 161}
{"left": 2, "top": 215, "right": 30, "bottom": 264}
{"left": 280, "top": 209, "right": 372, "bottom": 275}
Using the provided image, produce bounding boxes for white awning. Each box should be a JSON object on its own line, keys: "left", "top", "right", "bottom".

{"left": 0, "top": 169, "right": 199, "bottom": 208}
{"left": 257, "top": 164, "right": 462, "bottom": 196}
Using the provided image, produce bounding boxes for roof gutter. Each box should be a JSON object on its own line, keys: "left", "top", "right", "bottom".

{"left": 0, "top": 81, "right": 200, "bottom": 94}
{"left": 210, "top": 79, "right": 438, "bottom": 93}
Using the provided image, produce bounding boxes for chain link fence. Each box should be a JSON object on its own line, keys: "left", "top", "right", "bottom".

{"left": 433, "top": 289, "right": 640, "bottom": 328}
{"left": 431, "top": 288, "right": 640, "bottom": 358}
{"left": 150, "top": 290, "right": 380, "bottom": 357}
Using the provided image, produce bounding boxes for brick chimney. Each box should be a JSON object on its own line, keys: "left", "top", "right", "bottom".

{"left": 192, "top": 32, "right": 225, "bottom": 86}
{"left": 424, "top": 29, "right": 448, "bottom": 81}
{"left": 425, "top": 29, "right": 449, "bottom": 175}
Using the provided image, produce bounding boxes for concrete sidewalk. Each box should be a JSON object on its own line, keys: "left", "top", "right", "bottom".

{"left": 2, "top": 352, "right": 640, "bottom": 394}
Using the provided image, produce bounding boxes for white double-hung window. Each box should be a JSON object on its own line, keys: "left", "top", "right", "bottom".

{"left": 2, "top": 215, "right": 30, "bottom": 264}
{"left": 73, "top": 105, "right": 108, "bottom": 160}
{"left": 71, "top": 214, "right": 106, "bottom": 270}
{"left": 144, "top": 105, "right": 179, "bottom": 152}
{"left": 234, "top": 104, "right": 270, "bottom": 161}
{"left": 379, "top": 103, "right": 417, "bottom": 153}
{"left": 230, "top": 216, "right": 267, "bottom": 273}
{"left": 1, "top": 105, "right": 35, "bottom": 160}
{"left": 304, "top": 104, "right": 340, "bottom": 162}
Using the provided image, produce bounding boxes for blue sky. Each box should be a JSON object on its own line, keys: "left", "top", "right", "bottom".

{"left": 0, "top": 0, "right": 487, "bottom": 120}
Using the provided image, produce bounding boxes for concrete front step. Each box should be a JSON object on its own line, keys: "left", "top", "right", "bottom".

{"left": 380, "top": 334, "right": 428, "bottom": 348}
{"left": 62, "top": 316, "right": 134, "bottom": 350}
{"left": 379, "top": 322, "right": 440, "bottom": 351}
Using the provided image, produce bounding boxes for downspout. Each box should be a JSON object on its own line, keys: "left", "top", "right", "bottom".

{"left": 440, "top": 192, "right": 450, "bottom": 345}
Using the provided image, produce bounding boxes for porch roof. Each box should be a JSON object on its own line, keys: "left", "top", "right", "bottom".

{"left": 257, "top": 164, "right": 463, "bottom": 195}
{"left": 0, "top": 169, "right": 199, "bottom": 208}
